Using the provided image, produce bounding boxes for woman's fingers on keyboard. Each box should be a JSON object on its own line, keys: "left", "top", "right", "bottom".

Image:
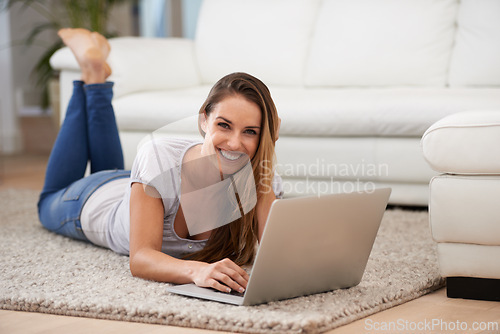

{"left": 212, "top": 259, "right": 247, "bottom": 292}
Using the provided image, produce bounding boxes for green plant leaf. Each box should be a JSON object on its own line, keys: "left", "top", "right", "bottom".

{"left": 25, "top": 21, "right": 60, "bottom": 46}
{"left": 31, "top": 40, "right": 64, "bottom": 108}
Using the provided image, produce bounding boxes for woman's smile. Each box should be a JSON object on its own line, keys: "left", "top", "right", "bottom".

{"left": 218, "top": 148, "right": 244, "bottom": 162}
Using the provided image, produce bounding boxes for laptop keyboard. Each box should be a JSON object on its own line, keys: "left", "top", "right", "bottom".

{"left": 209, "top": 287, "right": 244, "bottom": 297}
{"left": 228, "top": 289, "right": 244, "bottom": 297}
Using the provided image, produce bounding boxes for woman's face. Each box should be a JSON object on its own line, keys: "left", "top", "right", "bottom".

{"left": 200, "top": 95, "right": 262, "bottom": 175}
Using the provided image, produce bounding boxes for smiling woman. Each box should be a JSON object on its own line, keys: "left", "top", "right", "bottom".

{"left": 184, "top": 73, "right": 281, "bottom": 268}
{"left": 36, "top": 28, "right": 283, "bottom": 295}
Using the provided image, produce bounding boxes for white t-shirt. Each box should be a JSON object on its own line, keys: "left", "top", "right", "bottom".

{"left": 81, "top": 137, "right": 284, "bottom": 257}
{"left": 80, "top": 177, "right": 129, "bottom": 248}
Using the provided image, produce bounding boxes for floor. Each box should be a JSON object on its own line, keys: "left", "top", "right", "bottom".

{"left": 1, "top": 120, "right": 499, "bottom": 333}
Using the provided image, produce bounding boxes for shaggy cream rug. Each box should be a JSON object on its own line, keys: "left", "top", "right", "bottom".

{"left": 0, "top": 189, "right": 443, "bottom": 334}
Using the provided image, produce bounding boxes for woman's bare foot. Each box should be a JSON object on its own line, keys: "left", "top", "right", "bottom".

{"left": 90, "top": 32, "right": 112, "bottom": 78}
{"left": 58, "top": 28, "right": 111, "bottom": 84}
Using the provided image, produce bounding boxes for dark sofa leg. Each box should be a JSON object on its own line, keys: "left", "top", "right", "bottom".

{"left": 446, "top": 277, "right": 500, "bottom": 301}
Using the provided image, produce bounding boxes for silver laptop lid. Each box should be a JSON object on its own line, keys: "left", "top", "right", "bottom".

{"left": 242, "top": 187, "right": 391, "bottom": 305}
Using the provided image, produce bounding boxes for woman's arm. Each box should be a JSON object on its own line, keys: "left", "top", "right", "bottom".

{"left": 129, "top": 183, "right": 249, "bottom": 292}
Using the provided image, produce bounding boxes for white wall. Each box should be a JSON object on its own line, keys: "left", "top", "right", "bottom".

{"left": 0, "top": 8, "right": 22, "bottom": 153}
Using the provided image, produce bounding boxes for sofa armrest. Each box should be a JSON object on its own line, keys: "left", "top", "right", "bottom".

{"left": 50, "top": 37, "right": 201, "bottom": 98}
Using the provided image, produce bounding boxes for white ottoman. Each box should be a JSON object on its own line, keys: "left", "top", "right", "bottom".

{"left": 422, "top": 111, "right": 500, "bottom": 301}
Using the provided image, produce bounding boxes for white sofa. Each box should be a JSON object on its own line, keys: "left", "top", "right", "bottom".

{"left": 50, "top": 0, "right": 500, "bottom": 206}
{"left": 422, "top": 111, "right": 500, "bottom": 300}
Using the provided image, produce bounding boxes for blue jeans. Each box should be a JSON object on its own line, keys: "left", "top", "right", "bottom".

{"left": 38, "top": 81, "right": 129, "bottom": 241}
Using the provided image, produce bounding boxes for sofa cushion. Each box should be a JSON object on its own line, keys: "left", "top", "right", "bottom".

{"left": 305, "top": 0, "right": 458, "bottom": 87}
{"left": 194, "top": 0, "right": 320, "bottom": 86}
{"left": 448, "top": 0, "right": 500, "bottom": 86}
{"left": 113, "top": 87, "right": 500, "bottom": 138}
{"left": 271, "top": 88, "right": 500, "bottom": 136}
{"left": 421, "top": 110, "right": 500, "bottom": 174}
{"left": 430, "top": 175, "right": 500, "bottom": 245}
{"left": 436, "top": 243, "right": 500, "bottom": 279}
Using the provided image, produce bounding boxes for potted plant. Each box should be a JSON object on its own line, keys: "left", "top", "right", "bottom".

{"left": 1, "top": 0, "right": 133, "bottom": 111}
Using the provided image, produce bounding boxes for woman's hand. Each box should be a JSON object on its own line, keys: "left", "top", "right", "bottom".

{"left": 191, "top": 258, "right": 249, "bottom": 293}
{"left": 130, "top": 183, "right": 250, "bottom": 291}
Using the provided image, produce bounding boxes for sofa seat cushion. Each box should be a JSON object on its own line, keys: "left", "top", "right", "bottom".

{"left": 437, "top": 243, "right": 500, "bottom": 279}
{"left": 113, "top": 88, "right": 500, "bottom": 137}
{"left": 422, "top": 110, "right": 500, "bottom": 174}
{"left": 430, "top": 175, "right": 500, "bottom": 245}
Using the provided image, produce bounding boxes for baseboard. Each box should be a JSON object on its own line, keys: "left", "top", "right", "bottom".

{"left": 447, "top": 277, "right": 500, "bottom": 301}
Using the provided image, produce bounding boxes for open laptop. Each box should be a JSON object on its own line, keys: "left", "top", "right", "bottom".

{"left": 166, "top": 187, "right": 391, "bottom": 306}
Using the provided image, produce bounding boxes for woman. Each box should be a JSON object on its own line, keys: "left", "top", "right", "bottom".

{"left": 38, "top": 28, "right": 282, "bottom": 294}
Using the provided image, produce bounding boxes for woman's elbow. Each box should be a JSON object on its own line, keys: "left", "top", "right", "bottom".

{"left": 129, "top": 256, "right": 139, "bottom": 277}
{"left": 129, "top": 252, "right": 146, "bottom": 278}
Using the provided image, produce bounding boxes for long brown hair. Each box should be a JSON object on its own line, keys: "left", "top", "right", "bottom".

{"left": 185, "top": 72, "right": 279, "bottom": 265}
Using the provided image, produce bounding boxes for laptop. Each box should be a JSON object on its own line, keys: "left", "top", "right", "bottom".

{"left": 166, "top": 187, "right": 392, "bottom": 306}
